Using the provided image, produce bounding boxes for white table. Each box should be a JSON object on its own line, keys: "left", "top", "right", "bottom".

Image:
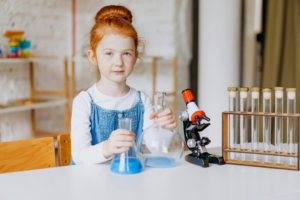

{"left": 1, "top": 147, "right": 300, "bottom": 200}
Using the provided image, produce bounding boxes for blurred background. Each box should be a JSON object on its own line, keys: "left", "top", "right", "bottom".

{"left": 0, "top": 0, "right": 299, "bottom": 148}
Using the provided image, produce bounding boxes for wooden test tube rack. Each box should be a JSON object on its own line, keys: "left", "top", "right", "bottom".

{"left": 222, "top": 111, "right": 300, "bottom": 170}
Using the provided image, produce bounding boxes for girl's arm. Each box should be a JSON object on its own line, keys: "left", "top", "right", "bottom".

{"left": 141, "top": 92, "right": 155, "bottom": 130}
{"left": 71, "top": 92, "right": 111, "bottom": 164}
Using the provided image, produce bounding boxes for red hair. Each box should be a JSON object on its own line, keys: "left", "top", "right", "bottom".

{"left": 90, "top": 5, "right": 144, "bottom": 60}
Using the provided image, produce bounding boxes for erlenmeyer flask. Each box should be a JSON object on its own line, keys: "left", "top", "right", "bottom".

{"left": 110, "top": 118, "right": 143, "bottom": 174}
{"left": 137, "top": 92, "right": 184, "bottom": 168}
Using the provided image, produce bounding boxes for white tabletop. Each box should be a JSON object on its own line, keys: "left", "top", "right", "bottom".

{"left": 0, "top": 147, "right": 300, "bottom": 200}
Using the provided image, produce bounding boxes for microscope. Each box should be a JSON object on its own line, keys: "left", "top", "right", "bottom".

{"left": 179, "top": 89, "right": 225, "bottom": 168}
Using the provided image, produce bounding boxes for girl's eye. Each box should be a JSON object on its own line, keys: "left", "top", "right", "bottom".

{"left": 124, "top": 52, "right": 130, "bottom": 56}
{"left": 106, "top": 52, "right": 112, "bottom": 56}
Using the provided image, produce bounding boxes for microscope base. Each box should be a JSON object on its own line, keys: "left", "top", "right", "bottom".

{"left": 185, "top": 153, "right": 225, "bottom": 168}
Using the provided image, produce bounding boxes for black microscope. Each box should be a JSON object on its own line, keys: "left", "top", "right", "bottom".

{"left": 179, "top": 89, "right": 225, "bottom": 168}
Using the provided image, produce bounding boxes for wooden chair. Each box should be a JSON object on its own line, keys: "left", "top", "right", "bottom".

{"left": 0, "top": 137, "right": 56, "bottom": 173}
{"left": 57, "top": 134, "right": 71, "bottom": 166}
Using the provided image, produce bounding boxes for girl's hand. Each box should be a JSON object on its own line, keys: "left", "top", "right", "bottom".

{"left": 150, "top": 108, "right": 177, "bottom": 129}
{"left": 102, "top": 129, "right": 135, "bottom": 159}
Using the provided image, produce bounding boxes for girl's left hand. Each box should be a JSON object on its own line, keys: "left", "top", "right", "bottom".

{"left": 150, "top": 108, "right": 177, "bottom": 129}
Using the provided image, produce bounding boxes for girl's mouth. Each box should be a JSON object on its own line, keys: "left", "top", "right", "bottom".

{"left": 112, "top": 71, "right": 124, "bottom": 74}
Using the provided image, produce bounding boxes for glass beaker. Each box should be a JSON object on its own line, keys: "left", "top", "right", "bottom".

{"left": 110, "top": 118, "right": 143, "bottom": 174}
{"left": 137, "top": 92, "right": 184, "bottom": 168}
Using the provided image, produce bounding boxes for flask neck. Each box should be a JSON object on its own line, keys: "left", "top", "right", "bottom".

{"left": 154, "top": 92, "right": 166, "bottom": 112}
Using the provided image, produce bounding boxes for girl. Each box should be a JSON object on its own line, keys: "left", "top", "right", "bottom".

{"left": 70, "top": 5, "right": 177, "bottom": 165}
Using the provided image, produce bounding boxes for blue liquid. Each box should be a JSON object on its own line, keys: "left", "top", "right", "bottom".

{"left": 111, "top": 157, "right": 142, "bottom": 174}
{"left": 144, "top": 157, "right": 176, "bottom": 168}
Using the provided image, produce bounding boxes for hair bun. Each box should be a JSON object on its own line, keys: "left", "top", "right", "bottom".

{"left": 95, "top": 5, "right": 132, "bottom": 24}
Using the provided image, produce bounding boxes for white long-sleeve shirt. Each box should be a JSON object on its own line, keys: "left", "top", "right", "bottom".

{"left": 71, "top": 84, "right": 155, "bottom": 164}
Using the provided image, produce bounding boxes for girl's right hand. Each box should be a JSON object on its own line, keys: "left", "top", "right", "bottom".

{"left": 102, "top": 129, "right": 136, "bottom": 159}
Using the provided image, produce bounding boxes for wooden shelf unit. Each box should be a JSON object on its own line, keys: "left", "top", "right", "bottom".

{"left": 0, "top": 57, "right": 70, "bottom": 138}
{"left": 0, "top": 57, "right": 65, "bottom": 63}
{"left": 0, "top": 99, "right": 66, "bottom": 114}
{"left": 222, "top": 111, "right": 300, "bottom": 170}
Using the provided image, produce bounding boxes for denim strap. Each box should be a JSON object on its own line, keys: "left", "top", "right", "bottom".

{"left": 86, "top": 91, "right": 94, "bottom": 103}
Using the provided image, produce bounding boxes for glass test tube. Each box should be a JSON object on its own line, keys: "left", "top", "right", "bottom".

{"left": 263, "top": 88, "right": 272, "bottom": 163}
{"left": 251, "top": 88, "right": 260, "bottom": 162}
{"left": 239, "top": 88, "right": 249, "bottom": 162}
{"left": 274, "top": 87, "right": 284, "bottom": 164}
{"left": 228, "top": 87, "right": 238, "bottom": 160}
{"left": 287, "top": 88, "right": 297, "bottom": 166}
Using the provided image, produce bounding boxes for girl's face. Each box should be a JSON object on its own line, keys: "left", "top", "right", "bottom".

{"left": 88, "top": 34, "right": 138, "bottom": 84}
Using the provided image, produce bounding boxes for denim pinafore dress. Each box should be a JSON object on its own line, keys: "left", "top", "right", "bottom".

{"left": 70, "top": 91, "right": 144, "bottom": 165}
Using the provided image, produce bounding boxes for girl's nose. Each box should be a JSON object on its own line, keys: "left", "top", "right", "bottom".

{"left": 114, "top": 55, "right": 123, "bottom": 66}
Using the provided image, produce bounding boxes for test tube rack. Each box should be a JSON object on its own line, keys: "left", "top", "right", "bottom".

{"left": 222, "top": 111, "right": 300, "bottom": 170}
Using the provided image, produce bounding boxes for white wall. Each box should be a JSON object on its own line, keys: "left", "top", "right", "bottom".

{"left": 198, "top": 0, "right": 241, "bottom": 147}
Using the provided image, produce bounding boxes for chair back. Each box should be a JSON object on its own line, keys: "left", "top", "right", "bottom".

{"left": 0, "top": 137, "right": 56, "bottom": 173}
{"left": 57, "top": 134, "right": 71, "bottom": 166}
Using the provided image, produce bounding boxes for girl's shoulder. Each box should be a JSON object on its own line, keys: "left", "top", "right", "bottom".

{"left": 72, "top": 85, "right": 95, "bottom": 108}
{"left": 71, "top": 91, "right": 92, "bottom": 116}
{"left": 74, "top": 91, "right": 92, "bottom": 103}
{"left": 129, "top": 87, "right": 153, "bottom": 107}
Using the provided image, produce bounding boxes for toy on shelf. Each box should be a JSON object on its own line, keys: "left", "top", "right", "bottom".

{"left": 179, "top": 89, "right": 225, "bottom": 167}
{"left": 8, "top": 39, "right": 19, "bottom": 58}
{"left": 0, "top": 100, "right": 31, "bottom": 109}
{"left": 19, "top": 40, "right": 31, "bottom": 58}
{"left": 3, "top": 31, "right": 27, "bottom": 58}
{"left": 3, "top": 31, "right": 24, "bottom": 40}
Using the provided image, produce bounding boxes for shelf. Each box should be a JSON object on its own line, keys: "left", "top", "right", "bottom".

{"left": 0, "top": 98, "right": 67, "bottom": 114}
{"left": 223, "top": 111, "right": 300, "bottom": 118}
{"left": 0, "top": 57, "right": 65, "bottom": 64}
{"left": 225, "top": 160, "right": 298, "bottom": 170}
{"left": 223, "top": 148, "right": 298, "bottom": 157}
{"left": 0, "top": 57, "right": 70, "bottom": 137}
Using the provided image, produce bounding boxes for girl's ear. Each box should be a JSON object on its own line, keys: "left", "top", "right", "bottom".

{"left": 87, "top": 50, "right": 98, "bottom": 66}
{"left": 135, "top": 51, "right": 139, "bottom": 64}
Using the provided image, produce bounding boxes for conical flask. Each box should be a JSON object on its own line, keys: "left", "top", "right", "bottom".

{"left": 137, "top": 92, "right": 184, "bottom": 168}
{"left": 110, "top": 118, "right": 143, "bottom": 174}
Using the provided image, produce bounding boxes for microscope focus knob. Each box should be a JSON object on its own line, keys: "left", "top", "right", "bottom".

{"left": 200, "top": 137, "right": 211, "bottom": 146}
{"left": 187, "top": 139, "right": 196, "bottom": 148}
{"left": 179, "top": 110, "right": 189, "bottom": 121}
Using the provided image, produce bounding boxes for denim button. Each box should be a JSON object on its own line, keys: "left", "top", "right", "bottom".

{"left": 118, "top": 113, "right": 122, "bottom": 118}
